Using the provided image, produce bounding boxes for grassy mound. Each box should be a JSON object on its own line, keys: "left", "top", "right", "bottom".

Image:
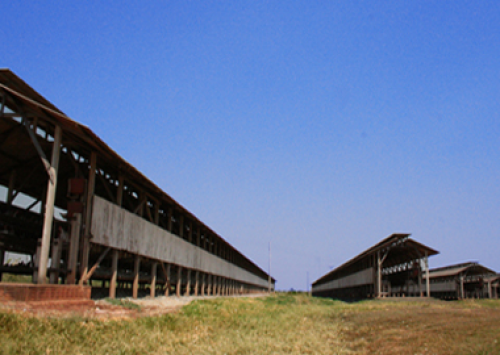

{"left": 1, "top": 293, "right": 499, "bottom": 354}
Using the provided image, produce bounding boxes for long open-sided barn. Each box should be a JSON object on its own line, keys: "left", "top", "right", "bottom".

{"left": 0, "top": 69, "right": 275, "bottom": 301}
{"left": 425, "top": 262, "right": 499, "bottom": 299}
{"left": 312, "top": 233, "right": 439, "bottom": 300}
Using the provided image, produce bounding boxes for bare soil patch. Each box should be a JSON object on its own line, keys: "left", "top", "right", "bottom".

{"left": 0, "top": 293, "right": 268, "bottom": 320}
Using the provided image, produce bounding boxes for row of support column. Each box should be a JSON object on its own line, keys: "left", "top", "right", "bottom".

{"left": 105, "top": 251, "right": 262, "bottom": 299}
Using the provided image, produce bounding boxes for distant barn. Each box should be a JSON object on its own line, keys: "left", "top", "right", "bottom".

{"left": 312, "top": 233, "right": 439, "bottom": 300}
{"left": 426, "top": 262, "right": 499, "bottom": 299}
{"left": 0, "top": 69, "right": 275, "bottom": 300}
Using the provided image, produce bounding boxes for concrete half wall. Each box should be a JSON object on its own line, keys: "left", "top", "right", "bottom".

{"left": 91, "top": 196, "right": 269, "bottom": 288}
{"left": 312, "top": 268, "right": 374, "bottom": 292}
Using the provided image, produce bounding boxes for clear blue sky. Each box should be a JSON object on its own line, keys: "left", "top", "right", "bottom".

{"left": 2, "top": 1, "right": 499, "bottom": 290}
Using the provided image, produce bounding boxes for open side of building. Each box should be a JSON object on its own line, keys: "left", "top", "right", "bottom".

{"left": 426, "top": 262, "right": 498, "bottom": 300}
{"left": 0, "top": 69, "right": 275, "bottom": 300}
{"left": 312, "top": 233, "right": 439, "bottom": 300}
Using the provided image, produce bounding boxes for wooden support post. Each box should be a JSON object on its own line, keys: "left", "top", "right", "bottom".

{"left": 376, "top": 250, "right": 389, "bottom": 298}
{"left": 207, "top": 274, "right": 212, "bottom": 296}
{"left": 33, "top": 240, "right": 41, "bottom": 282}
{"left": 167, "top": 208, "right": 173, "bottom": 232}
{"left": 38, "top": 125, "right": 62, "bottom": 284}
{"left": 488, "top": 281, "right": 492, "bottom": 299}
{"left": 134, "top": 191, "right": 146, "bottom": 216}
{"left": 7, "top": 170, "right": 16, "bottom": 205}
{"left": 185, "top": 269, "right": 191, "bottom": 296}
{"left": 418, "top": 260, "right": 423, "bottom": 297}
{"left": 150, "top": 262, "right": 158, "bottom": 298}
{"left": 160, "top": 262, "right": 170, "bottom": 296}
{"left": 82, "top": 247, "right": 111, "bottom": 283}
{"left": 460, "top": 275, "right": 464, "bottom": 299}
{"left": 188, "top": 222, "right": 193, "bottom": 243}
{"left": 377, "top": 252, "right": 381, "bottom": 297}
{"left": 154, "top": 203, "right": 160, "bottom": 225}
{"left": 176, "top": 266, "right": 182, "bottom": 297}
{"left": 201, "top": 272, "right": 205, "bottom": 296}
{"left": 194, "top": 270, "right": 199, "bottom": 296}
{"left": 425, "top": 252, "right": 430, "bottom": 297}
{"left": 67, "top": 214, "right": 82, "bottom": 284}
{"left": 133, "top": 255, "right": 141, "bottom": 299}
{"left": 116, "top": 176, "right": 124, "bottom": 206}
{"left": 109, "top": 250, "right": 119, "bottom": 299}
{"left": 80, "top": 152, "right": 97, "bottom": 284}
{"left": 179, "top": 215, "right": 184, "bottom": 239}
{"left": 165, "top": 263, "right": 171, "bottom": 296}
{"left": 0, "top": 248, "right": 4, "bottom": 282}
{"left": 49, "top": 238, "right": 62, "bottom": 284}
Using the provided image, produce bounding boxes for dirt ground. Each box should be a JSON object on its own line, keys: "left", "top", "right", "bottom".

{"left": 0, "top": 293, "right": 268, "bottom": 320}
{"left": 342, "top": 300, "right": 500, "bottom": 355}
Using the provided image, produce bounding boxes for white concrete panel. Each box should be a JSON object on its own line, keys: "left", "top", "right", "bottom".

{"left": 91, "top": 196, "right": 269, "bottom": 288}
{"left": 313, "top": 268, "right": 374, "bottom": 292}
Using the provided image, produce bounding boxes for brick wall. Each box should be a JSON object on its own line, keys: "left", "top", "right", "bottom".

{"left": 0, "top": 283, "right": 91, "bottom": 302}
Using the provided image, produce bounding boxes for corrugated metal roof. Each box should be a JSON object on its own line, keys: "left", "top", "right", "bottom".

{"left": 426, "top": 266, "right": 469, "bottom": 279}
{"left": 425, "top": 262, "right": 497, "bottom": 279}
{"left": 0, "top": 69, "right": 64, "bottom": 114}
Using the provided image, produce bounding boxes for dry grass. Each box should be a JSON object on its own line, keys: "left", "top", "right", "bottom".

{"left": 0, "top": 294, "right": 499, "bottom": 354}
{"left": 342, "top": 299, "right": 500, "bottom": 355}
{"left": 0, "top": 293, "right": 347, "bottom": 355}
